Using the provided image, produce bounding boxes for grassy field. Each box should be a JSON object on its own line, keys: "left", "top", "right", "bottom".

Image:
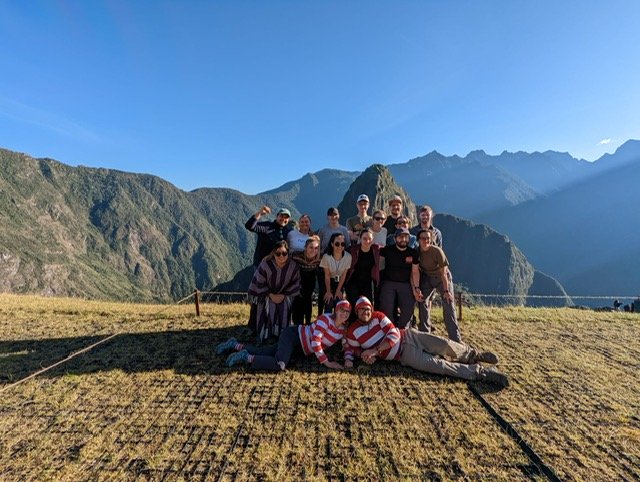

{"left": 1, "top": 294, "right": 638, "bottom": 481}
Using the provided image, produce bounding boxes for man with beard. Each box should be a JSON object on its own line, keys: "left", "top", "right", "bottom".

{"left": 379, "top": 228, "right": 421, "bottom": 328}
{"left": 410, "top": 204, "right": 443, "bottom": 248}
{"left": 343, "top": 297, "right": 509, "bottom": 388}
{"left": 383, "top": 194, "right": 405, "bottom": 233}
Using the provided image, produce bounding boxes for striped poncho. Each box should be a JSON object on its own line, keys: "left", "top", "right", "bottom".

{"left": 248, "top": 258, "right": 301, "bottom": 343}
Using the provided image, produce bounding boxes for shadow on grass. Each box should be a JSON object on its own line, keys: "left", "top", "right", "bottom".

{"left": 1, "top": 326, "right": 508, "bottom": 391}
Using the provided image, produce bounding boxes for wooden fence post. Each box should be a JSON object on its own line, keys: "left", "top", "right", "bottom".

{"left": 457, "top": 292, "right": 463, "bottom": 321}
{"left": 194, "top": 289, "right": 200, "bottom": 317}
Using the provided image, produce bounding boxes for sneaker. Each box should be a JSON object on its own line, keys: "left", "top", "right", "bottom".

{"left": 226, "top": 349, "right": 250, "bottom": 367}
{"left": 480, "top": 367, "right": 509, "bottom": 388}
{"left": 215, "top": 337, "right": 238, "bottom": 355}
{"left": 476, "top": 351, "right": 499, "bottom": 364}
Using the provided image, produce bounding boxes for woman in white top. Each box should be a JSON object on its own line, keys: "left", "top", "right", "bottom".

{"left": 287, "top": 214, "right": 314, "bottom": 254}
{"left": 318, "top": 233, "right": 352, "bottom": 314}
{"left": 370, "top": 209, "right": 388, "bottom": 247}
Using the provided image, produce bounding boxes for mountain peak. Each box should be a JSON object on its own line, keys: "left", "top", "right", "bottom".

{"left": 337, "top": 164, "right": 417, "bottom": 224}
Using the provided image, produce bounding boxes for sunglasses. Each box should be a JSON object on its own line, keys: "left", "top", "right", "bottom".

{"left": 333, "top": 242, "right": 346, "bottom": 247}
{"left": 373, "top": 216, "right": 385, "bottom": 221}
{"left": 274, "top": 251, "right": 289, "bottom": 257}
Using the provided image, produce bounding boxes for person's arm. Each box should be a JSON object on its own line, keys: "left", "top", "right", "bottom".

{"left": 245, "top": 205, "right": 271, "bottom": 231}
{"left": 334, "top": 254, "right": 351, "bottom": 300}
{"left": 323, "top": 266, "right": 333, "bottom": 302}
{"left": 439, "top": 266, "right": 454, "bottom": 304}
{"left": 412, "top": 263, "right": 423, "bottom": 301}
{"left": 311, "top": 320, "right": 343, "bottom": 369}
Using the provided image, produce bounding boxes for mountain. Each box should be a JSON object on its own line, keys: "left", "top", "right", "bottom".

{"left": 2, "top": 139, "right": 635, "bottom": 303}
{"left": 336, "top": 164, "right": 417, "bottom": 225}
{"left": 434, "top": 214, "right": 570, "bottom": 306}
{"left": 0, "top": 149, "right": 284, "bottom": 301}
{"left": 477, "top": 140, "right": 640, "bottom": 298}
{"left": 336, "top": 165, "right": 570, "bottom": 306}
{"left": 386, "top": 149, "right": 596, "bottom": 219}
{"left": 261, "top": 169, "right": 359, "bottom": 229}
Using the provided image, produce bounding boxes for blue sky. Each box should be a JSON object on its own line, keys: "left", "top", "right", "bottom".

{"left": 1, "top": 1, "right": 639, "bottom": 194}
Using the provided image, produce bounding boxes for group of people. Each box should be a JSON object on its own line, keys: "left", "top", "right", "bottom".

{"left": 220, "top": 195, "right": 509, "bottom": 388}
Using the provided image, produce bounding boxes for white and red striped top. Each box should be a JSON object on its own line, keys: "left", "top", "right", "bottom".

{"left": 343, "top": 311, "right": 401, "bottom": 361}
{"left": 298, "top": 314, "right": 346, "bottom": 364}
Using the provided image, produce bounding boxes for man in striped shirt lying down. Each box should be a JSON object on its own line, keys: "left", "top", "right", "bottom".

{"left": 216, "top": 300, "right": 352, "bottom": 371}
{"left": 343, "top": 297, "right": 509, "bottom": 388}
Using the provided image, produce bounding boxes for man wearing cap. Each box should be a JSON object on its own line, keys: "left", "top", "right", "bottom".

{"left": 383, "top": 195, "right": 405, "bottom": 233}
{"left": 318, "top": 207, "right": 351, "bottom": 253}
{"left": 410, "top": 205, "right": 443, "bottom": 248}
{"left": 379, "top": 228, "right": 421, "bottom": 328}
{"left": 346, "top": 194, "right": 372, "bottom": 243}
{"left": 245, "top": 206, "right": 294, "bottom": 267}
{"left": 385, "top": 215, "right": 418, "bottom": 249}
{"left": 343, "top": 296, "right": 509, "bottom": 388}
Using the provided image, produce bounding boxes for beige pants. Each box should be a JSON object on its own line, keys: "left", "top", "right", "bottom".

{"left": 399, "top": 328, "right": 481, "bottom": 381}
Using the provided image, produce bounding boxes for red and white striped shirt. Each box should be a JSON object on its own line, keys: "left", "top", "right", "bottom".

{"left": 299, "top": 314, "right": 345, "bottom": 364}
{"left": 343, "top": 311, "right": 401, "bottom": 362}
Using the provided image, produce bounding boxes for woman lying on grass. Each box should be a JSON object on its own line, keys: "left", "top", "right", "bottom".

{"left": 216, "top": 300, "right": 352, "bottom": 371}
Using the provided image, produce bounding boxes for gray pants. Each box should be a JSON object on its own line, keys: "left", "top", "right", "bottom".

{"left": 380, "top": 280, "right": 415, "bottom": 328}
{"left": 399, "top": 328, "right": 481, "bottom": 380}
{"left": 418, "top": 272, "right": 461, "bottom": 342}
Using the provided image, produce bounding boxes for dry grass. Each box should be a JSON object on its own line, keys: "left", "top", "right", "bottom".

{"left": 0, "top": 294, "right": 638, "bottom": 481}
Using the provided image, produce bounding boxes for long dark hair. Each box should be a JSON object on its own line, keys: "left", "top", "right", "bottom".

{"left": 325, "top": 233, "right": 345, "bottom": 257}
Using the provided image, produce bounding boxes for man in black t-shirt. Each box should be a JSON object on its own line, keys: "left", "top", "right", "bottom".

{"left": 379, "top": 228, "right": 421, "bottom": 328}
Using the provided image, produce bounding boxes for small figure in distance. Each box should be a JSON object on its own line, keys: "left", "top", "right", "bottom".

{"left": 218, "top": 300, "right": 353, "bottom": 371}
{"left": 343, "top": 297, "right": 508, "bottom": 388}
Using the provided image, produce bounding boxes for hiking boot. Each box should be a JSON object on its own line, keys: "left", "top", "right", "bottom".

{"left": 475, "top": 350, "right": 499, "bottom": 364}
{"left": 480, "top": 367, "right": 509, "bottom": 388}
{"left": 215, "top": 337, "right": 238, "bottom": 355}
{"left": 226, "top": 349, "right": 250, "bottom": 367}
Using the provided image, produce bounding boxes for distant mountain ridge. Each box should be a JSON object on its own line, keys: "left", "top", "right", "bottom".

{"left": 1, "top": 140, "right": 638, "bottom": 302}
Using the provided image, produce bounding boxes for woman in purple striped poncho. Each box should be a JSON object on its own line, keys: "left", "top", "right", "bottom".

{"left": 248, "top": 240, "right": 301, "bottom": 343}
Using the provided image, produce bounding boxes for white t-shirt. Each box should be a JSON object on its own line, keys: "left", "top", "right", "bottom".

{"left": 320, "top": 252, "right": 352, "bottom": 280}
{"left": 287, "top": 229, "right": 310, "bottom": 252}
{"left": 371, "top": 227, "right": 388, "bottom": 247}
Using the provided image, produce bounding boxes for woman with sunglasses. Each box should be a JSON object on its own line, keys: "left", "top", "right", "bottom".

{"left": 217, "top": 300, "right": 352, "bottom": 371}
{"left": 370, "top": 210, "right": 388, "bottom": 247}
{"left": 318, "top": 233, "right": 352, "bottom": 314}
{"left": 291, "top": 236, "right": 322, "bottom": 325}
{"left": 247, "top": 240, "right": 301, "bottom": 344}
